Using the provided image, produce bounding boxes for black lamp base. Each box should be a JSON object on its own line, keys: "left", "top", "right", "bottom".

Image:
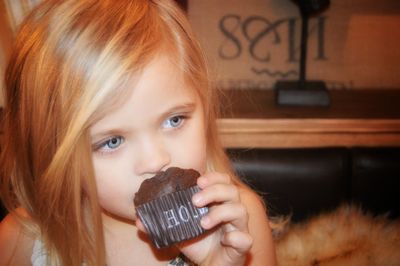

{"left": 275, "top": 80, "right": 330, "bottom": 106}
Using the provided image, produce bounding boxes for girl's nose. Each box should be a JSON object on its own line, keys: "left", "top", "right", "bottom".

{"left": 134, "top": 136, "right": 170, "bottom": 175}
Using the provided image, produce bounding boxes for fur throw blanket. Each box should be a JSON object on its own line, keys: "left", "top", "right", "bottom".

{"left": 271, "top": 205, "right": 400, "bottom": 266}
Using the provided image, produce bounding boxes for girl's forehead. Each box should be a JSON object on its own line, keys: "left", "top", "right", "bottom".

{"left": 125, "top": 54, "right": 200, "bottom": 108}
{"left": 92, "top": 52, "right": 195, "bottom": 120}
{"left": 121, "top": 54, "right": 194, "bottom": 103}
{"left": 90, "top": 55, "right": 202, "bottom": 133}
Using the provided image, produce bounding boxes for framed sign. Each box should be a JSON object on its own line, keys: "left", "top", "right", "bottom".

{"left": 188, "top": 0, "right": 400, "bottom": 90}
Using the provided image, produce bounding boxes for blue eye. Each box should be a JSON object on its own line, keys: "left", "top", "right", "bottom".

{"left": 98, "top": 136, "right": 124, "bottom": 151}
{"left": 163, "top": 115, "right": 184, "bottom": 129}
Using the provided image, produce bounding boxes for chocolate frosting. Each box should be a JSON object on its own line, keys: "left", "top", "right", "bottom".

{"left": 134, "top": 167, "right": 200, "bottom": 206}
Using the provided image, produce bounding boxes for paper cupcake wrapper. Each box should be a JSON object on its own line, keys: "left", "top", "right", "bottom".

{"left": 136, "top": 186, "right": 208, "bottom": 249}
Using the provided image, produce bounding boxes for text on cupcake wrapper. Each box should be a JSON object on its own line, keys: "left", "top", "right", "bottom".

{"left": 164, "top": 203, "right": 208, "bottom": 228}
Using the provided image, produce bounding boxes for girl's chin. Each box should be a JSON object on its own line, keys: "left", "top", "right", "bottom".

{"left": 101, "top": 209, "right": 136, "bottom": 225}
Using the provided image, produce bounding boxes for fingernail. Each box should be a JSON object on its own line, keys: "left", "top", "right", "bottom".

{"left": 201, "top": 216, "right": 210, "bottom": 228}
{"left": 192, "top": 194, "right": 202, "bottom": 206}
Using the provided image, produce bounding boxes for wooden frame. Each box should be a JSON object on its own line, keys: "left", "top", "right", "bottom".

{"left": 218, "top": 89, "right": 400, "bottom": 148}
{"left": 219, "top": 118, "right": 400, "bottom": 148}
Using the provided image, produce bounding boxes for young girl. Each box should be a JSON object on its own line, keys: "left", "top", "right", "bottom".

{"left": 0, "top": 0, "right": 276, "bottom": 265}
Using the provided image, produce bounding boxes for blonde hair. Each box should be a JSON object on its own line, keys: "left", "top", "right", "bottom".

{"left": 1, "top": 0, "right": 234, "bottom": 265}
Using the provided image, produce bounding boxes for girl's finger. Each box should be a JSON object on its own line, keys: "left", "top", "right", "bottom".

{"left": 192, "top": 183, "right": 240, "bottom": 207}
{"left": 200, "top": 202, "right": 249, "bottom": 232}
{"left": 197, "top": 172, "right": 232, "bottom": 189}
{"left": 135, "top": 218, "right": 147, "bottom": 233}
{"left": 221, "top": 230, "right": 253, "bottom": 257}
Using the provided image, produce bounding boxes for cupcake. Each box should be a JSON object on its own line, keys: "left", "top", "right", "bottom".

{"left": 134, "top": 167, "right": 208, "bottom": 248}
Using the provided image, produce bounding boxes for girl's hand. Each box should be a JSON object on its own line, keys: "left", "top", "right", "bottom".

{"left": 179, "top": 172, "right": 253, "bottom": 266}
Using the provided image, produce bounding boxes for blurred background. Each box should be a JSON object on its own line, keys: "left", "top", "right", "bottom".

{"left": 1, "top": 1, "right": 400, "bottom": 99}
{"left": 1, "top": 0, "right": 400, "bottom": 148}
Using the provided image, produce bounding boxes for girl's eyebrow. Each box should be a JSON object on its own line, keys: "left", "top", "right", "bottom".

{"left": 159, "top": 102, "right": 196, "bottom": 118}
{"left": 90, "top": 128, "right": 129, "bottom": 143}
{"left": 91, "top": 103, "right": 197, "bottom": 141}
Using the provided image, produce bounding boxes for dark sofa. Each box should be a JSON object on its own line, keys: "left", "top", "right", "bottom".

{"left": 1, "top": 147, "right": 400, "bottom": 224}
{"left": 227, "top": 147, "right": 400, "bottom": 222}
